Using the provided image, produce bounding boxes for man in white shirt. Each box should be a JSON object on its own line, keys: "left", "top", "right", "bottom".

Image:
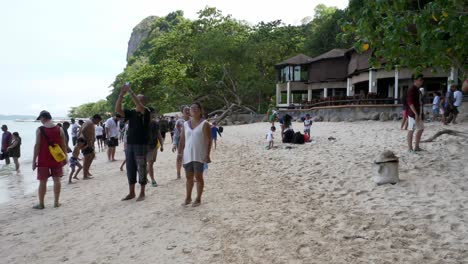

{"left": 70, "top": 118, "right": 80, "bottom": 146}
{"left": 105, "top": 114, "right": 121, "bottom": 161}
{"left": 453, "top": 85, "right": 463, "bottom": 124}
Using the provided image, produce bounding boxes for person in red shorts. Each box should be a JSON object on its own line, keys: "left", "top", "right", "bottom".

{"left": 32, "top": 110, "right": 67, "bottom": 209}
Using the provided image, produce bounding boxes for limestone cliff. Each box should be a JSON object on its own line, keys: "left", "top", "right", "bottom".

{"left": 126, "top": 16, "right": 158, "bottom": 62}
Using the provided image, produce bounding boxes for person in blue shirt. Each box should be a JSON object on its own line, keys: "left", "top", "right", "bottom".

{"left": 210, "top": 122, "right": 222, "bottom": 150}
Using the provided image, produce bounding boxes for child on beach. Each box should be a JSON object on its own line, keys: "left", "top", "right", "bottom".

{"left": 210, "top": 122, "right": 222, "bottom": 150}
{"left": 69, "top": 138, "right": 86, "bottom": 183}
{"left": 266, "top": 126, "right": 276, "bottom": 149}
{"left": 304, "top": 114, "right": 312, "bottom": 137}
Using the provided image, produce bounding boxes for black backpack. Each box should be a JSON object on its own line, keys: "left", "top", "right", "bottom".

{"left": 283, "top": 129, "right": 294, "bottom": 143}
{"left": 218, "top": 126, "right": 223, "bottom": 133}
{"left": 292, "top": 132, "right": 305, "bottom": 144}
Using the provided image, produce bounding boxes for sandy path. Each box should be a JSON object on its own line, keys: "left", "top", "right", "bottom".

{"left": 1, "top": 121, "right": 467, "bottom": 263}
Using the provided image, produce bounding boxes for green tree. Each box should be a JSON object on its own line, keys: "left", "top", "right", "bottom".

{"left": 342, "top": 0, "right": 468, "bottom": 78}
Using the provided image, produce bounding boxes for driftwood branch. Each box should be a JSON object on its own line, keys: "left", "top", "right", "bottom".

{"left": 421, "top": 129, "right": 468, "bottom": 143}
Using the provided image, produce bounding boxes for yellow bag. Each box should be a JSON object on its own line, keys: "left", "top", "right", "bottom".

{"left": 40, "top": 127, "right": 66, "bottom": 162}
{"left": 49, "top": 144, "right": 66, "bottom": 162}
{"left": 157, "top": 140, "right": 161, "bottom": 150}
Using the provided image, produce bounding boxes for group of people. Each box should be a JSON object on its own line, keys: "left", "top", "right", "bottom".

{"left": 266, "top": 111, "right": 312, "bottom": 148}
{"left": 1, "top": 125, "right": 21, "bottom": 172}
{"left": 30, "top": 83, "right": 216, "bottom": 209}
{"left": 403, "top": 75, "right": 464, "bottom": 152}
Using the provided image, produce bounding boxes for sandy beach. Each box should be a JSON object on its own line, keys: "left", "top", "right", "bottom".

{"left": 1, "top": 120, "right": 467, "bottom": 263}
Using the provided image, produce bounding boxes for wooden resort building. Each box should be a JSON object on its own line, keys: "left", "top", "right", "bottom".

{"left": 275, "top": 49, "right": 459, "bottom": 108}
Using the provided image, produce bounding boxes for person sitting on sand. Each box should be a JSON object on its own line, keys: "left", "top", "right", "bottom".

{"left": 6, "top": 132, "right": 21, "bottom": 172}
{"left": 32, "top": 110, "right": 67, "bottom": 209}
{"left": 178, "top": 102, "right": 212, "bottom": 207}
{"left": 266, "top": 126, "right": 275, "bottom": 150}
{"left": 68, "top": 138, "right": 86, "bottom": 184}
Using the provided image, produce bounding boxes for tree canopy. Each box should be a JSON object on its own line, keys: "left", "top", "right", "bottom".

{"left": 70, "top": 6, "right": 353, "bottom": 117}
{"left": 342, "top": 0, "right": 468, "bottom": 79}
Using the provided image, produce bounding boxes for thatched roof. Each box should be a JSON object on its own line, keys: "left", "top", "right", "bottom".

{"left": 275, "top": 54, "right": 313, "bottom": 67}
{"left": 309, "top": 49, "right": 348, "bottom": 63}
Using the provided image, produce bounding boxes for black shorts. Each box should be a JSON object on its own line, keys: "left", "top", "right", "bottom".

{"left": 82, "top": 147, "right": 94, "bottom": 156}
{"left": 96, "top": 135, "right": 103, "bottom": 140}
{"left": 107, "top": 137, "right": 119, "bottom": 147}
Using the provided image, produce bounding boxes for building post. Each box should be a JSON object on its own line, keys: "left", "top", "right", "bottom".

{"left": 276, "top": 84, "right": 281, "bottom": 105}
{"left": 346, "top": 77, "right": 354, "bottom": 96}
{"left": 324, "top": 88, "right": 328, "bottom": 98}
{"left": 307, "top": 88, "right": 312, "bottom": 102}
{"left": 286, "top": 82, "right": 291, "bottom": 105}
{"left": 394, "top": 68, "right": 399, "bottom": 104}
{"left": 368, "top": 68, "right": 377, "bottom": 94}
{"left": 448, "top": 67, "right": 458, "bottom": 91}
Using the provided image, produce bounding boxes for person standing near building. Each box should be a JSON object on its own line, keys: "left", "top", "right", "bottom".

{"left": 1, "top": 125, "right": 12, "bottom": 166}
{"left": 116, "top": 83, "right": 151, "bottom": 202}
{"left": 406, "top": 75, "right": 425, "bottom": 152}
{"left": 452, "top": 85, "right": 463, "bottom": 124}
{"left": 32, "top": 110, "right": 67, "bottom": 209}
{"left": 105, "top": 114, "right": 121, "bottom": 161}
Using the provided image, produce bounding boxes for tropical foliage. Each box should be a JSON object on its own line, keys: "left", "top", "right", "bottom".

{"left": 71, "top": 6, "right": 351, "bottom": 117}
{"left": 342, "top": 0, "right": 468, "bottom": 78}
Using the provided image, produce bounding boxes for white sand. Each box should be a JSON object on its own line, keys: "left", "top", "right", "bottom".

{"left": 1, "top": 121, "right": 467, "bottom": 263}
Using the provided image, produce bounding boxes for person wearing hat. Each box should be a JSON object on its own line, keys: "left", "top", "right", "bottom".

{"left": 1, "top": 124, "right": 12, "bottom": 165}
{"left": 32, "top": 110, "right": 67, "bottom": 209}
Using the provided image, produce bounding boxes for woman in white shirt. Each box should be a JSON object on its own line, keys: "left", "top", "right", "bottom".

{"left": 178, "top": 102, "right": 211, "bottom": 207}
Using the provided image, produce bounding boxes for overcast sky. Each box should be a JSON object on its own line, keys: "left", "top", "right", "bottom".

{"left": 0, "top": 0, "right": 348, "bottom": 117}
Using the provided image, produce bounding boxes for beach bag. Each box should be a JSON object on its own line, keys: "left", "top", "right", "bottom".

{"left": 40, "top": 127, "right": 66, "bottom": 162}
{"left": 218, "top": 126, "right": 223, "bottom": 133}
{"left": 292, "top": 132, "right": 305, "bottom": 144}
{"left": 283, "top": 129, "right": 294, "bottom": 143}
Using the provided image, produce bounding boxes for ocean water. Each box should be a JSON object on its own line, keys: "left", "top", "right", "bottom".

{"left": 0, "top": 119, "right": 71, "bottom": 203}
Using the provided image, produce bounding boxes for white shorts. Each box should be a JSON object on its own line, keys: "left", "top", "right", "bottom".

{"left": 408, "top": 116, "right": 424, "bottom": 131}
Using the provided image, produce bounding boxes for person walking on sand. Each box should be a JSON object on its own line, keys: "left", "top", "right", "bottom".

{"left": 1, "top": 125, "right": 12, "bottom": 166}
{"left": 406, "top": 75, "right": 425, "bottom": 152}
{"left": 178, "top": 102, "right": 212, "bottom": 207}
{"left": 147, "top": 109, "right": 164, "bottom": 187}
{"left": 79, "top": 114, "right": 102, "bottom": 179}
{"left": 32, "top": 110, "right": 67, "bottom": 209}
{"left": 6, "top": 132, "right": 21, "bottom": 172}
{"left": 432, "top": 92, "right": 441, "bottom": 122}
{"left": 116, "top": 83, "right": 151, "bottom": 201}
{"left": 172, "top": 106, "right": 190, "bottom": 179}
{"left": 210, "top": 121, "right": 222, "bottom": 150}
{"left": 266, "top": 126, "right": 276, "bottom": 149}
{"left": 68, "top": 138, "right": 86, "bottom": 183}
{"left": 105, "top": 114, "right": 121, "bottom": 161}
